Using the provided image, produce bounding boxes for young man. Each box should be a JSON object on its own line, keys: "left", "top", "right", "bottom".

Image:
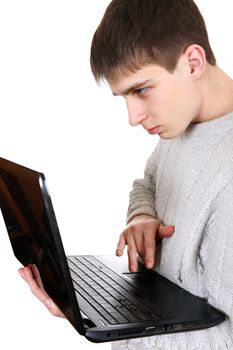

{"left": 19, "top": 0, "right": 233, "bottom": 349}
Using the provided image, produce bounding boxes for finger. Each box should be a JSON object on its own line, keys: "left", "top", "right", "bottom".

{"left": 19, "top": 266, "right": 49, "bottom": 301}
{"left": 18, "top": 267, "right": 65, "bottom": 318}
{"left": 44, "top": 298, "right": 65, "bottom": 318}
{"left": 143, "top": 232, "right": 156, "bottom": 269}
{"left": 30, "top": 264, "right": 44, "bottom": 288}
{"left": 158, "top": 224, "right": 175, "bottom": 239}
{"left": 18, "top": 267, "right": 26, "bottom": 281}
{"left": 126, "top": 234, "right": 138, "bottom": 272}
{"left": 116, "top": 234, "right": 126, "bottom": 256}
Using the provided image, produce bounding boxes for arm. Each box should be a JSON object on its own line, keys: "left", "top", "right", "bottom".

{"left": 200, "top": 178, "right": 233, "bottom": 318}
{"left": 117, "top": 144, "right": 175, "bottom": 272}
{"left": 127, "top": 145, "right": 159, "bottom": 223}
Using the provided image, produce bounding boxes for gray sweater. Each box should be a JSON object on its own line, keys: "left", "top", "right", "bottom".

{"left": 112, "top": 112, "right": 233, "bottom": 350}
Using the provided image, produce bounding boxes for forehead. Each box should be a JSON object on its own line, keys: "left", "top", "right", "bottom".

{"left": 108, "top": 64, "right": 171, "bottom": 95}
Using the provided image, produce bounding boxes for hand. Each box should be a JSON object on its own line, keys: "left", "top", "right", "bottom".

{"left": 116, "top": 214, "right": 175, "bottom": 272}
{"left": 18, "top": 264, "right": 65, "bottom": 318}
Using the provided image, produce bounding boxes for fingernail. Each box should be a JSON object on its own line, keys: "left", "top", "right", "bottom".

{"left": 130, "top": 265, "right": 136, "bottom": 272}
{"left": 19, "top": 270, "right": 25, "bottom": 280}
{"left": 44, "top": 299, "right": 50, "bottom": 307}
{"left": 116, "top": 249, "right": 121, "bottom": 256}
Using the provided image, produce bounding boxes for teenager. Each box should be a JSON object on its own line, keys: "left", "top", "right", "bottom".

{"left": 19, "top": 1, "right": 233, "bottom": 348}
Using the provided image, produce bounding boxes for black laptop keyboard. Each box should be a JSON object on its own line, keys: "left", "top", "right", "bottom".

{"left": 67, "top": 256, "right": 171, "bottom": 325}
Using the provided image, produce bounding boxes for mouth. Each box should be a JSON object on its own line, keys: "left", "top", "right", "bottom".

{"left": 146, "top": 126, "right": 160, "bottom": 135}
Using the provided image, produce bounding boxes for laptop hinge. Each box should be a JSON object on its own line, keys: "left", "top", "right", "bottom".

{"left": 80, "top": 310, "right": 96, "bottom": 329}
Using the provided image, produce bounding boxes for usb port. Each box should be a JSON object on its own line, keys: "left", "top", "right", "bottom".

{"left": 173, "top": 324, "right": 183, "bottom": 330}
{"left": 146, "top": 326, "right": 166, "bottom": 333}
{"left": 185, "top": 323, "right": 194, "bottom": 328}
{"left": 146, "top": 326, "right": 156, "bottom": 333}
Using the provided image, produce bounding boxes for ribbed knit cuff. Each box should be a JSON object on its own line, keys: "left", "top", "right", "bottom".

{"left": 127, "top": 206, "right": 157, "bottom": 224}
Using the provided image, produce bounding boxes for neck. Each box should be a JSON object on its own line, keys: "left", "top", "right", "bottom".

{"left": 197, "top": 65, "right": 233, "bottom": 123}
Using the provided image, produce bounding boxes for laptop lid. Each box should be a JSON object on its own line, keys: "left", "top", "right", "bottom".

{"left": 0, "top": 156, "right": 85, "bottom": 335}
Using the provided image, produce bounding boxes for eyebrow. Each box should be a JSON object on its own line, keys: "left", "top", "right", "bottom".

{"left": 112, "top": 79, "right": 151, "bottom": 96}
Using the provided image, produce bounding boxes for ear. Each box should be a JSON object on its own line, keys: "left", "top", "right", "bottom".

{"left": 184, "top": 44, "right": 206, "bottom": 79}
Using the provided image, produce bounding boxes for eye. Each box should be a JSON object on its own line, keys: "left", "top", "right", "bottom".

{"left": 134, "top": 87, "right": 148, "bottom": 96}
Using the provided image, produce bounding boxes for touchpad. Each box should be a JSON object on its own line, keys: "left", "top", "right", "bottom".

{"left": 124, "top": 272, "right": 169, "bottom": 289}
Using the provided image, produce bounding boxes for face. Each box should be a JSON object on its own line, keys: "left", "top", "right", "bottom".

{"left": 109, "top": 58, "right": 202, "bottom": 139}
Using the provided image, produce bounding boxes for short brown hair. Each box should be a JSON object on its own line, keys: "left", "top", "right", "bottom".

{"left": 90, "top": 0, "right": 216, "bottom": 83}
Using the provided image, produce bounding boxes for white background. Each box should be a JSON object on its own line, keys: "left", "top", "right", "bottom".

{"left": 0, "top": 1, "right": 232, "bottom": 349}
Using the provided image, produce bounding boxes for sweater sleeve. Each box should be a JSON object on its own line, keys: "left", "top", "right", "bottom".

{"left": 126, "top": 142, "right": 160, "bottom": 223}
{"left": 199, "top": 177, "right": 233, "bottom": 318}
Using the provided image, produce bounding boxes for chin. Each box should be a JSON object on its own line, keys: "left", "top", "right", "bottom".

{"left": 159, "top": 132, "right": 177, "bottom": 140}
{"left": 159, "top": 127, "right": 186, "bottom": 140}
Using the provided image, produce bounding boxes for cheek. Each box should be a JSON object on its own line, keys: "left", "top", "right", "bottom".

{"left": 154, "top": 81, "right": 183, "bottom": 111}
{"left": 158, "top": 84, "right": 199, "bottom": 137}
{"left": 168, "top": 82, "right": 199, "bottom": 118}
{"left": 169, "top": 82, "right": 189, "bottom": 105}
{"left": 148, "top": 81, "right": 199, "bottom": 125}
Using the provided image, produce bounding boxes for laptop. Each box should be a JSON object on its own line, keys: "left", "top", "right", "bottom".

{"left": 0, "top": 156, "right": 225, "bottom": 343}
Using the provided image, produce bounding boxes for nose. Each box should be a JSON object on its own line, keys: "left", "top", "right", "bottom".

{"left": 126, "top": 98, "right": 147, "bottom": 126}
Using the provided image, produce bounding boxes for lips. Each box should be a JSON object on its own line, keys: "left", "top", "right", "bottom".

{"left": 147, "top": 126, "right": 160, "bottom": 135}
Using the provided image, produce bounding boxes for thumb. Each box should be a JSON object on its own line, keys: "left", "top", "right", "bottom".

{"left": 158, "top": 224, "right": 175, "bottom": 239}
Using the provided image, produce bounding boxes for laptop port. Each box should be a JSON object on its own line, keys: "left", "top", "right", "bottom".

{"left": 185, "top": 323, "right": 194, "bottom": 328}
{"left": 146, "top": 326, "right": 165, "bottom": 333}
{"left": 173, "top": 324, "right": 183, "bottom": 331}
{"left": 146, "top": 326, "right": 156, "bottom": 333}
